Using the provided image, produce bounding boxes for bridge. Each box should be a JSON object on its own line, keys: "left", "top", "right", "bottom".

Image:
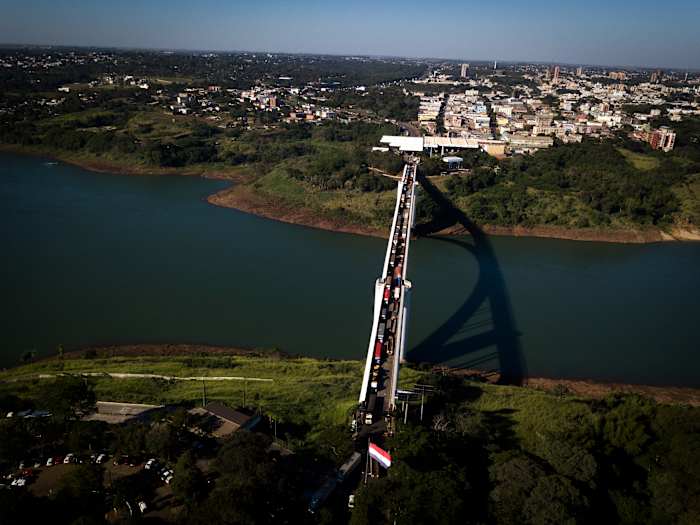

{"left": 356, "top": 160, "right": 418, "bottom": 435}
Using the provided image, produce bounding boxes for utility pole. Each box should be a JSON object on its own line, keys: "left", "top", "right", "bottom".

{"left": 420, "top": 392, "right": 424, "bottom": 422}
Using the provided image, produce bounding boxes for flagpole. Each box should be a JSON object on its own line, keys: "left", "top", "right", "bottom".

{"left": 364, "top": 438, "right": 370, "bottom": 485}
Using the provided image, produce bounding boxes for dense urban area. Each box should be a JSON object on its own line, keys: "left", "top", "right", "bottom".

{"left": 2, "top": 47, "right": 700, "bottom": 524}
{"left": 1, "top": 48, "right": 699, "bottom": 239}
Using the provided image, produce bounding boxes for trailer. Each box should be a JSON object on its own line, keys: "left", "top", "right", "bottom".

{"left": 373, "top": 341, "right": 382, "bottom": 362}
{"left": 337, "top": 452, "right": 362, "bottom": 482}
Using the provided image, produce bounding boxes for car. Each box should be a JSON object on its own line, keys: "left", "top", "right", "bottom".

{"left": 32, "top": 460, "right": 42, "bottom": 469}
{"left": 89, "top": 453, "right": 97, "bottom": 463}
{"left": 53, "top": 456, "right": 63, "bottom": 465}
{"left": 348, "top": 494, "right": 355, "bottom": 509}
{"left": 64, "top": 453, "right": 75, "bottom": 464}
{"left": 144, "top": 458, "right": 158, "bottom": 470}
{"left": 137, "top": 501, "right": 147, "bottom": 513}
{"left": 18, "top": 460, "right": 27, "bottom": 470}
{"left": 95, "top": 453, "right": 107, "bottom": 464}
{"left": 160, "top": 469, "right": 173, "bottom": 483}
{"left": 45, "top": 457, "right": 54, "bottom": 467}
{"left": 113, "top": 455, "right": 130, "bottom": 466}
{"left": 11, "top": 477, "right": 27, "bottom": 487}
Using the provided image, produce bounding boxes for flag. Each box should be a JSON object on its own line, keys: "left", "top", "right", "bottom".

{"left": 368, "top": 442, "right": 392, "bottom": 469}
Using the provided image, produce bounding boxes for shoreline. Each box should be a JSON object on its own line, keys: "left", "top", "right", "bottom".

{"left": 3, "top": 143, "right": 699, "bottom": 244}
{"left": 8, "top": 343, "right": 700, "bottom": 406}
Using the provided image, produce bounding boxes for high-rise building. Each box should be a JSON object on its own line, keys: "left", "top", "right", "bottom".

{"left": 609, "top": 71, "right": 627, "bottom": 81}
{"left": 493, "top": 60, "right": 497, "bottom": 70}
{"left": 460, "top": 63, "right": 470, "bottom": 78}
{"left": 684, "top": 71, "right": 689, "bottom": 82}
{"left": 576, "top": 66, "right": 583, "bottom": 77}
{"left": 552, "top": 65, "right": 560, "bottom": 83}
{"left": 650, "top": 70, "right": 662, "bottom": 83}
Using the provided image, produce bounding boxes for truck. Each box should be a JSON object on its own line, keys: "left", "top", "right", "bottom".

{"left": 393, "top": 265, "right": 403, "bottom": 287}
{"left": 377, "top": 322, "right": 386, "bottom": 341}
{"left": 373, "top": 340, "right": 382, "bottom": 362}
{"left": 364, "top": 394, "right": 377, "bottom": 425}
{"left": 337, "top": 452, "right": 362, "bottom": 482}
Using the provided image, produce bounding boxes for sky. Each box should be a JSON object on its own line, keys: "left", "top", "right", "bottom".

{"left": 1, "top": 0, "right": 699, "bottom": 69}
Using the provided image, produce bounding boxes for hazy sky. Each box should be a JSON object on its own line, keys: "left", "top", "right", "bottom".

{"left": 2, "top": 0, "right": 699, "bottom": 69}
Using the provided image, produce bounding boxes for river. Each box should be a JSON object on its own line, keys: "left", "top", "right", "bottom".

{"left": 2, "top": 153, "right": 699, "bottom": 387}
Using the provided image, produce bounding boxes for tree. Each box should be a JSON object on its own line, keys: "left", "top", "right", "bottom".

{"left": 599, "top": 394, "right": 655, "bottom": 457}
{"left": 172, "top": 450, "right": 206, "bottom": 508}
{"left": 54, "top": 464, "right": 106, "bottom": 522}
{"left": 489, "top": 452, "right": 546, "bottom": 524}
{"left": 188, "top": 431, "right": 303, "bottom": 525}
{"left": 145, "top": 422, "right": 179, "bottom": 461}
{"left": 114, "top": 422, "right": 147, "bottom": 457}
{"left": 40, "top": 376, "right": 96, "bottom": 421}
{"left": 522, "top": 474, "right": 589, "bottom": 525}
{"left": 0, "top": 418, "right": 34, "bottom": 465}
{"left": 537, "top": 434, "right": 597, "bottom": 486}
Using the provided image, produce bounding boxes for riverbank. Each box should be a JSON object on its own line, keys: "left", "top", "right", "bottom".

{"left": 4, "top": 344, "right": 700, "bottom": 406}
{"left": 3, "top": 144, "right": 699, "bottom": 244}
{"left": 207, "top": 179, "right": 700, "bottom": 244}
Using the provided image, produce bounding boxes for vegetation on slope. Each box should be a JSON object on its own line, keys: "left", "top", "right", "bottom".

{"left": 1, "top": 354, "right": 699, "bottom": 524}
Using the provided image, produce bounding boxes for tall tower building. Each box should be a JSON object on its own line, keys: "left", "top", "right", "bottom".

{"left": 576, "top": 66, "right": 583, "bottom": 77}
{"left": 493, "top": 60, "right": 497, "bottom": 70}
{"left": 552, "top": 65, "right": 560, "bottom": 83}
{"left": 460, "top": 63, "right": 470, "bottom": 78}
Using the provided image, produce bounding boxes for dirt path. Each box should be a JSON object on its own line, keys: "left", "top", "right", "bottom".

{"left": 34, "top": 372, "right": 273, "bottom": 382}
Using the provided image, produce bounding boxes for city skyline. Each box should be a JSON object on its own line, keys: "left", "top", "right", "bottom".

{"left": 2, "top": 0, "right": 699, "bottom": 70}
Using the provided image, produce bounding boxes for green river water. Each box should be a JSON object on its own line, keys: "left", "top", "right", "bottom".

{"left": 2, "top": 153, "right": 699, "bottom": 386}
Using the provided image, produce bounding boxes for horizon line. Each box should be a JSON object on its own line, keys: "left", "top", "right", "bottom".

{"left": 0, "top": 41, "right": 697, "bottom": 73}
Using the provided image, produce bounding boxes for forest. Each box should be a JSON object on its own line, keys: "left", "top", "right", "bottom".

{"left": 437, "top": 135, "right": 700, "bottom": 229}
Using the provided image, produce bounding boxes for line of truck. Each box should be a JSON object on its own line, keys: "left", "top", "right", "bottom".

{"left": 362, "top": 164, "right": 416, "bottom": 426}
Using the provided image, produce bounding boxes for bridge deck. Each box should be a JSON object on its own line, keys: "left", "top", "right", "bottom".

{"left": 358, "top": 162, "right": 417, "bottom": 430}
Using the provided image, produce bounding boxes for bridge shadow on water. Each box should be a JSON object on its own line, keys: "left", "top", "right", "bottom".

{"left": 408, "top": 175, "right": 527, "bottom": 385}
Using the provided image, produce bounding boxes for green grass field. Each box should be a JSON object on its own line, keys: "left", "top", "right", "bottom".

{"left": 0, "top": 354, "right": 425, "bottom": 435}
{"left": 618, "top": 148, "right": 662, "bottom": 171}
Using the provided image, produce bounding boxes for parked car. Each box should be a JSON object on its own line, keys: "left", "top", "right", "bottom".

{"left": 64, "top": 453, "right": 75, "bottom": 464}
{"left": 144, "top": 458, "right": 158, "bottom": 470}
{"left": 113, "top": 455, "right": 130, "bottom": 466}
{"left": 137, "top": 501, "right": 147, "bottom": 513}
{"left": 95, "top": 453, "right": 108, "bottom": 464}
{"left": 45, "top": 457, "right": 54, "bottom": 467}
{"left": 11, "top": 477, "right": 27, "bottom": 487}
{"left": 160, "top": 468, "right": 173, "bottom": 484}
{"left": 53, "top": 456, "right": 64, "bottom": 465}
